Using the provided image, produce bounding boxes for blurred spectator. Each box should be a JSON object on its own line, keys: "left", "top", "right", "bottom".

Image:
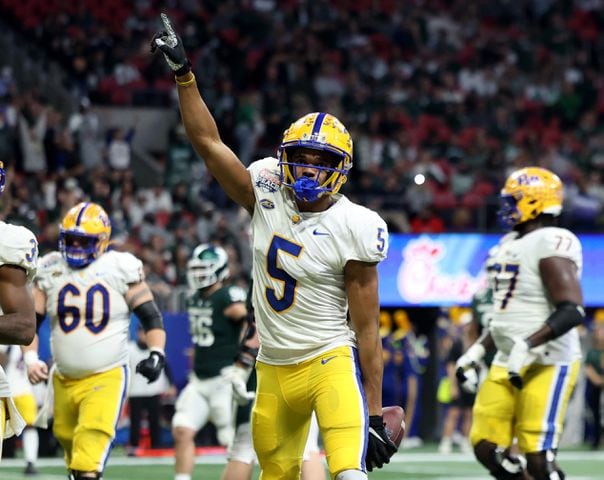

{"left": 18, "top": 95, "right": 47, "bottom": 174}
{"left": 438, "top": 314, "right": 479, "bottom": 454}
{"left": 107, "top": 127, "right": 135, "bottom": 172}
{"left": 67, "top": 98, "right": 104, "bottom": 171}
{"left": 585, "top": 321, "right": 604, "bottom": 450}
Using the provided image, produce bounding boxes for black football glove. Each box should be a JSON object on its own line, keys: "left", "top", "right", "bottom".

{"left": 365, "top": 415, "right": 398, "bottom": 472}
{"left": 150, "top": 13, "right": 191, "bottom": 76}
{"left": 136, "top": 350, "right": 166, "bottom": 383}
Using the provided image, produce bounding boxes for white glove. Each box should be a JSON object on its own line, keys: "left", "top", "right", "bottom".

{"left": 507, "top": 337, "right": 531, "bottom": 389}
{"left": 221, "top": 365, "right": 255, "bottom": 405}
{"left": 455, "top": 343, "right": 486, "bottom": 394}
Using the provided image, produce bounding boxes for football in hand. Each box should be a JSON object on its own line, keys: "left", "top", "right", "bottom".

{"left": 382, "top": 405, "right": 406, "bottom": 448}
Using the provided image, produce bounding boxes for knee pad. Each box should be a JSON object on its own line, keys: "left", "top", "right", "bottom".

{"left": 335, "top": 469, "right": 368, "bottom": 480}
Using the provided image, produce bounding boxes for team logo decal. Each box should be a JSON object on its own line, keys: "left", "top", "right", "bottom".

{"left": 255, "top": 169, "right": 281, "bottom": 193}
{"left": 259, "top": 199, "right": 275, "bottom": 209}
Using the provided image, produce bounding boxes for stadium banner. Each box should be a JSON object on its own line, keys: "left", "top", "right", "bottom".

{"left": 379, "top": 233, "right": 604, "bottom": 307}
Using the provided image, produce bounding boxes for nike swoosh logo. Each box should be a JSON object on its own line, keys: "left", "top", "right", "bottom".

{"left": 313, "top": 228, "right": 329, "bottom": 236}
{"left": 321, "top": 356, "right": 337, "bottom": 365}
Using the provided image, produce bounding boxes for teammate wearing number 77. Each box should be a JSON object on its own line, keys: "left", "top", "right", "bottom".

{"left": 152, "top": 13, "right": 395, "bottom": 480}
{"left": 456, "top": 167, "right": 584, "bottom": 480}
{"left": 23, "top": 202, "right": 167, "bottom": 480}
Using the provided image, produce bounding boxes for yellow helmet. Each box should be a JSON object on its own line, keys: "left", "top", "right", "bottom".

{"left": 59, "top": 202, "right": 111, "bottom": 268}
{"left": 0, "top": 161, "right": 5, "bottom": 194}
{"left": 498, "top": 167, "right": 563, "bottom": 228}
{"left": 278, "top": 112, "right": 353, "bottom": 202}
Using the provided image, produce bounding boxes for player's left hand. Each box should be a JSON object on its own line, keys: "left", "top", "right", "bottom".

{"left": 365, "top": 415, "right": 398, "bottom": 472}
{"left": 136, "top": 350, "right": 166, "bottom": 383}
{"left": 150, "top": 13, "right": 191, "bottom": 76}
{"left": 507, "top": 337, "right": 530, "bottom": 389}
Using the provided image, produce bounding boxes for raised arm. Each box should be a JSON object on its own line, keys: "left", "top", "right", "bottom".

{"left": 151, "top": 14, "right": 255, "bottom": 212}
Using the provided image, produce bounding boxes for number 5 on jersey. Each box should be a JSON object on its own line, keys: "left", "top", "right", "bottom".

{"left": 266, "top": 235, "right": 303, "bottom": 312}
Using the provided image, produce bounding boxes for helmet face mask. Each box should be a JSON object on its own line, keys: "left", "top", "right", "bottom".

{"left": 59, "top": 202, "right": 111, "bottom": 268}
{"left": 497, "top": 167, "right": 563, "bottom": 229}
{"left": 187, "top": 243, "right": 229, "bottom": 291}
{"left": 278, "top": 112, "right": 353, "bottom": 202}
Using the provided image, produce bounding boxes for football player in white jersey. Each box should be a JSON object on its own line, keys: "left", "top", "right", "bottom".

{"left": 152, "top": 15, "right": 395, "bottom": 479}
{"left": 456, "top": 167, "right": 583, "bottom": 480}
{"left": 0, "top": 160, "right": 38, "bottom": 460}
{"left": 23, "top": 202, "right": 167, "bottom": 480}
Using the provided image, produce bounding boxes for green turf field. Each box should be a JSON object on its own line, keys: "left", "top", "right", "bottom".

{"left": 2, "top": 449, "right": 604, "bottom": 479}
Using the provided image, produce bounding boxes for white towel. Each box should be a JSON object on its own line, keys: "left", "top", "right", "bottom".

{"left": 34, "top": 364, "right": 55, "bottom": 429}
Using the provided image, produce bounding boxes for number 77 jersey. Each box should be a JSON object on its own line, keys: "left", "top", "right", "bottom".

{"left": 488, "top": 227, "right": 583, "bottom": 366}
{"left": 248, "top": 157, "right": 389, "bottom": 366}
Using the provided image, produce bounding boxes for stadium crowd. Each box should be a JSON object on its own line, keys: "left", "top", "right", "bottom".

{"left": 1, "top": 0, "right": 604, "bottom": 295}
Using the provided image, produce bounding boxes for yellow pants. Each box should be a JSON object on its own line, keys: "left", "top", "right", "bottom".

{"left": 253, "top": 346, "right": 367, "bottom": 480}
{"left": 53, "top": 366, "right": 129, "bottom": 473}
{"left": 13, "top": 393, "right": 38, "bottom": 426}
{"left": 471, "top": 361, "right": 579, "bottom": 453}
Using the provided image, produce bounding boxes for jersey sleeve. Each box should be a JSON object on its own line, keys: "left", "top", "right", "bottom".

{"left": 34, "top": 252, "right": 64, "bottom": 292}
{"left": 0, "top": 224, "right": 38, "bottom": 280}
{"left": 534, "top": 228, "right": 582, "bottom": 270}
{"left": 341, "top": 208, "right": 389, "bottom": 264}
{"left": 113, "top": 252, "right": 145, "bottom": 285}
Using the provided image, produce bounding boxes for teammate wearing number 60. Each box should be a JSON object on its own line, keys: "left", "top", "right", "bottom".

{"left": 23, "top": 202, "right": 167, "bottom": 480}
{"left": 457, "top": 167, "right": 584, "bottom": 480}
{"left": 152, "top": 13, "right": 394, "bottom": 480}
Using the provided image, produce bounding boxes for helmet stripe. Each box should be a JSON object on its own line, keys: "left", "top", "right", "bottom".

{"left": 75, "top": 202, "right": 90, "bottom": 226}
{"left": 311, "top": 112, "right": 326, "bottom": 137}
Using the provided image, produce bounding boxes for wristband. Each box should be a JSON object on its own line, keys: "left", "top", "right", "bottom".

{"left": 149, "top": 347, "right": 165, "bottom": 357}
{"left": 23, "top": 350, "right": 40, "bottom": 367}
{"left": 175, "top": 73, "right": 196, "bottom": 87}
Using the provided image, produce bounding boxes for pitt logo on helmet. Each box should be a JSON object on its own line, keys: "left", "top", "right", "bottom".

{"left": 59, "top": 202, "right": 111, "bottom": 268}
{"left": 498, "top": 167, "right": 563, "bottom": 228}
{"left": 278, "top": 112, "right": 353, "bottom": 202}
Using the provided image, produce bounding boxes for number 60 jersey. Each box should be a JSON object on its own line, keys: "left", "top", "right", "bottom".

{"left": 248, "top": 157, "right": 389, "bottom": 366}
{"left": 35, "top": 250, "right": 144, "bottom": 378}
{"left": 489, "top": 227, "right": 583, "bottom": 367}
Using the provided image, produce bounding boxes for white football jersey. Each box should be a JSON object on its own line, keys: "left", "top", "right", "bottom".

{"left": 248, "top": 157, "right": 389, "bottom": 365}
{"left": 489, "top": 227, "right": 582, "bottom": 366}
{"left": 35, "top": 250, "right": 144, "bottom": 378}
{"left": 0, "top": 221, "right": 37, "bottom": 397}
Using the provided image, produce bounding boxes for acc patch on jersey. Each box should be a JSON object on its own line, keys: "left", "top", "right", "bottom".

{"left": 259, "top": 199, "right": 275, "bottom": 209}
{"left": 255, "top": 169, "right": 280, "bottom": 193}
